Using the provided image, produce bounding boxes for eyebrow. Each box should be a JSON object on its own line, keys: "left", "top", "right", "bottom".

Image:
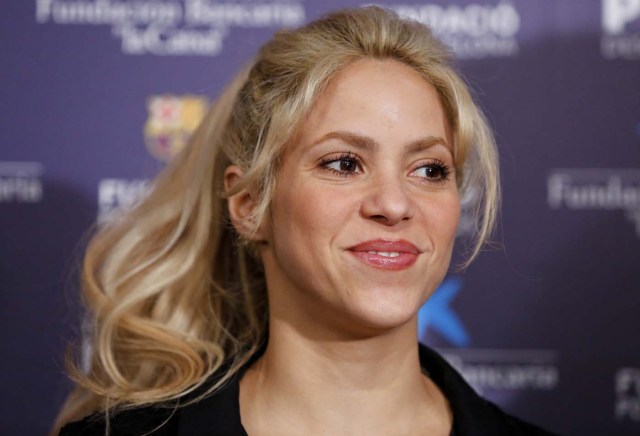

{"left": 311, "top": 130, "right": 451, "bottom": 154}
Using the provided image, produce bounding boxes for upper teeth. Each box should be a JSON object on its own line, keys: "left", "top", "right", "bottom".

{"left": 367, "top": 251, "right": 400, "bottom": 257}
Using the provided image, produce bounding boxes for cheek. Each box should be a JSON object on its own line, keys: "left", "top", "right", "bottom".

{"left": 280, "top": 181, "right": 354, "bottom": 236}
{"left": 425, "top": 193, "right": 461, "bottom": 247}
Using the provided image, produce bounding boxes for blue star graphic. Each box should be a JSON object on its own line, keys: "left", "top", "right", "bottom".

{"left": 418, "top": 276, "right": 469, "bottom": 347}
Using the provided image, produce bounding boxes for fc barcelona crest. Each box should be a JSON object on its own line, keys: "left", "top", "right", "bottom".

{"left": 144, "top": 95, "right": 208, "bottom": 162}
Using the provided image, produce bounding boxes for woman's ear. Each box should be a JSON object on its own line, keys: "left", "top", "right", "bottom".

{"left": 224, "top": 165, "right": 266, "bottom": 241}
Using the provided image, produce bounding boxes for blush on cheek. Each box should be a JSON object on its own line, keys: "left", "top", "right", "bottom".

{"left": 446, "top": 204, "right": 461, "bottom": 236}
{"left": 291, "top": 185, "right": 354, "bottom": 231}
{"left": 429, "top": 198, "right": 460, "bottom": 251}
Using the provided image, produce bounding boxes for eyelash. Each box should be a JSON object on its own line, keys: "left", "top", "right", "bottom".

{"left": 411, "top": 159, "right": 452, "bottom": 184}
{"left": 319, "top": 153, "right": 452, "bottom": 183}
{"left": 319, "top": 152, "right": 362, "bottom": 177}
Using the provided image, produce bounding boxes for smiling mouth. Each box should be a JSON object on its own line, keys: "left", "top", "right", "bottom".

{"left": 364, "top": 251, "right": 401, "bottom": 257}
{"left": 347, "top": 239, "right": 420, "bottom": 271}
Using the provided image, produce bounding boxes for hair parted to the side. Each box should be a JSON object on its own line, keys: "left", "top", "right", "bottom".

{"left": 54, "top": 5, "right": 499, "bottom": 432}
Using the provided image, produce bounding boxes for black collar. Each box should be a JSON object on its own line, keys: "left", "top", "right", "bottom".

{"left": 176, "top": 344, "right": 554, "bottom": 436}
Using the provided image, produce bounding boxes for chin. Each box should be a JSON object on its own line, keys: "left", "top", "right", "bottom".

{"left": 341, "top": 289, "right": 425, "bottom": 336}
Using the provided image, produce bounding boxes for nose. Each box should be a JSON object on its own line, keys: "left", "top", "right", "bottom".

{"left": 360, "top": 174, "right": 415, "bottom": 226}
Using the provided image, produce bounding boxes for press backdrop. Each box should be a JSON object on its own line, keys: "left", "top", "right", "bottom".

{"left": 2, "top": 1, "right": 640, "bottom": 434}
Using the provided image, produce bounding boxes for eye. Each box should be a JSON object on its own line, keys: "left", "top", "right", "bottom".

{"left": 411, "top": 160, "right": 451, "bottom": 183}
{"left": 320, "top": 153, "right": 363, "bottom": 176}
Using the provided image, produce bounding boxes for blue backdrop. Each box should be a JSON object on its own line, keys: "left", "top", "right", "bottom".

{"left": 2, "top": 1, "right": 639, "bottom": 434}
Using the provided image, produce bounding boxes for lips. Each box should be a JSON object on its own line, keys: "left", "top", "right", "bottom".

{"left": 347, "top": 239, "right": 420, "bottom": 271}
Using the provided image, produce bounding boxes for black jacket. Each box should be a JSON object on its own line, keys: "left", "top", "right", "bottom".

{"left": 60, "top": 344, "right": 558, "bottom": 435}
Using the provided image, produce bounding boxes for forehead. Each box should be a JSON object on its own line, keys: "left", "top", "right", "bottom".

{"left": 293, "top": 58, "right": 451, "bottom": 152}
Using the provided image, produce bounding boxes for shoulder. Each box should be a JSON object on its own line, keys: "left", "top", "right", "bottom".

{"left": 59, "top": 371, "right": 246, "bottom": 436}
{"left": 476, "top": 400, "right": 559, "bottom": 435}
{"left": 418, "top": 344, "right": 559, "bottom": 436}
{"left": 59, "top": 354, "right": 254, "bottom": 436}
{"left": 59, "top": 405, "right": 179, "bottom": 436}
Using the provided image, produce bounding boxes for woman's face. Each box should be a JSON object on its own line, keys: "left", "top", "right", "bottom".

{"left": 260, "top": 59, "right": 460, "bottom": 337}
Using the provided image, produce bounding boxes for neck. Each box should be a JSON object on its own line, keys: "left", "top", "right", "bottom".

{"left": 265, "top": 315, "right": 422, "bottom": 391}
{"left": 239, "top": 317, "right": 451, "bottom": 435}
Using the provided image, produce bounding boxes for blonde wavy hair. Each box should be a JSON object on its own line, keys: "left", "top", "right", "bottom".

{"left": 55, "top": 5, "right": 499, "bottom": 431}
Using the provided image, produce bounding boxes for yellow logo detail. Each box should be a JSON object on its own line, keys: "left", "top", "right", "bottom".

{"left": 144, "top": 95, "right": 208, "bottom": 162}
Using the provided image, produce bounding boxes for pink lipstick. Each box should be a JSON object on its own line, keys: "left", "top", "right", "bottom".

{"left": 347, "top": 239, "right": 420, "bottom": 271}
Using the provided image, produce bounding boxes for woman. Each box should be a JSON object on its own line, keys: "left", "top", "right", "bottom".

{"left": 56, "top": 6, "right": 555, "bottom": 435}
